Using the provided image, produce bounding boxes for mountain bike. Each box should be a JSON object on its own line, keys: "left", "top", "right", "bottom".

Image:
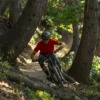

{"left": 43, "top": 53, "right": 68, "bottom": 86}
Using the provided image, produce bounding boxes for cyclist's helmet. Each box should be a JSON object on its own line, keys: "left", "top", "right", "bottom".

{"left": 41, "top": 31, "right": 50, "bottom": 40}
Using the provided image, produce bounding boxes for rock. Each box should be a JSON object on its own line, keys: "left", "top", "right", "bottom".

{"left": 73, "top": 95, "right": 81, "bottom": 100}
{"left": 81, "top": 97, "right": 89, "bottom": 100}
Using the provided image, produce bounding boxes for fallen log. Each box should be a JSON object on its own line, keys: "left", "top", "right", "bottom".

{"left": 0, "top": 65, "right": 81, "bottom": 99}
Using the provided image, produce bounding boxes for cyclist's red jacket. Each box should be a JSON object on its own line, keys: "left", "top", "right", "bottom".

{"left": 34, "top": 38, "right": 58, "bottom": 54}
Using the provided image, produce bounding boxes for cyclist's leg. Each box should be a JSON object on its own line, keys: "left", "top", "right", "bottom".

{"left": 38, "top": 54, "right": 49, "bottom": 75}
{"left": 50, "top": 53, "right": 61, "bottom": 70}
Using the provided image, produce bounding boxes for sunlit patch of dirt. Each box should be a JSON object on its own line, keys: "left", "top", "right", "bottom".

{"left": 0, "top": 79, "right": 26, "bottom": 100}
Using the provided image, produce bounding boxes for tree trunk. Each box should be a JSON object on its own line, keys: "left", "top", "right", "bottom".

{"left": 62, "top": 23, "right": 80, "bottom": 60}
{"left": 0, "top": 0, "right": 8, "bottom": 16}
{"left": 62, "top": 0, "right": 80, "bottom": 58}
{"left": 0, "top": 0, "right": 47, "bottom": 64}
{"left": 71, "top": 24, "right": 80, "bottom": 54}
{"left": 9, "top": 0, "right": 24, "bottom": 24}
{"left": 95, "top": 4, "right": 100, "bottom": 56}
{"left": 95, "top": 29, "right": 100, "bottom": 56}
{"left": 67, "top": 0, "right": 99, "bottom": 83}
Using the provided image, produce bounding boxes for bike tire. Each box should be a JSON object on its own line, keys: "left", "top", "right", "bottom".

{"left": 52, "top": 65, "right": 63, "bottom": 86}
{"left": 56, "top": 66, "right": 68, "bottom": 83}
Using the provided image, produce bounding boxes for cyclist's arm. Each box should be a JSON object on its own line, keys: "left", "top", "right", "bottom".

{"left": 31, "top": 50, "right": 37, "bottom": 62}
{"left": 55, "top": 41, "right": 65, "bottom": 53}
{"left": 31, "top": 41, "right": 40, "bottom": 62}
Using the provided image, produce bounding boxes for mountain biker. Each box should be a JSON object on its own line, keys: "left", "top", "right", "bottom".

{"left": 31, "top": 31, "right": 65, "bottom": 79}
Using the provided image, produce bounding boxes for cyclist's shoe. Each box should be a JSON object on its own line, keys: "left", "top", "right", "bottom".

{"left": 47, "top": 75, "right": 53, "bottom": 82}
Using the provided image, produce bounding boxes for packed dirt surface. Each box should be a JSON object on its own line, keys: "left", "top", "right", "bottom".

{"left": 17, "top": 44, "right": 47, "bottom": 80}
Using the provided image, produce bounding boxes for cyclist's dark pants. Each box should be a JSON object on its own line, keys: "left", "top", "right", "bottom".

{"left": 38, "top": 53, "right": 61, "bottom": 69}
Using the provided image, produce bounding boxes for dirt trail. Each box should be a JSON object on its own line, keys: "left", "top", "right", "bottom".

{"left": 17, "top": 44, "right": 47, "bottom": 81}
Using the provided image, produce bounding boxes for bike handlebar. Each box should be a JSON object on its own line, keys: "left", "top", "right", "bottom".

{"left": 32, "top": 52, "right": 55, "bottom": 62}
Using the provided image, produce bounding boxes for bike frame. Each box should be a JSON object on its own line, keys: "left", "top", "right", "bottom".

{"left": 44, "top": 53, "right": 67, "bottom": 86}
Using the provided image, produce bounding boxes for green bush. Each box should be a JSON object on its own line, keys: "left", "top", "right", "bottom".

{"left": 91, "top": 56, "right": 100, "bottom": 76}
{"left": 36, "top": 90, "right": 54, "bottom": 100}
{"left": 61, "top": 51, "right": 75, "bottom": 71}
{"left": 90, "top": 56, "right": 100, "bottom": 85}
{"left": 30, "top": 33, "right": 39, "bottom": 44}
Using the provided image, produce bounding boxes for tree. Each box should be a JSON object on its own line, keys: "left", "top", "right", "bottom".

{"left": 63, "top": 0, "right": 84, "bottom": 56}
{"left": 62, "top": 23, "right": 80, "bottom": 60}
{"left": 95, "top": 31, "right": 100, "bottom": 56}
{"left": 67, "top": 0, "right": 99, "bottom": 83}
{"left": 70, "top": 23, "right": 80, "bottom": 54}
{"left": 0, "top": 0, "right": 47, "bottom": 64}
{"left": 62, "top": 0, "right": 82, "bottom": 60}
{"left": 9, "top": 0, "right": 24, "bottom": 24}
{"left": 0, "top": 0, "right": 8, "bottom": 16}
{"left": 95, "top": 2, "right": 100, "bottom": 56}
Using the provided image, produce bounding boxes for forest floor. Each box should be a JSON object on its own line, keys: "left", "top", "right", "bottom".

{"left": 0, "top": 43, "right": 100, "bottom": 100}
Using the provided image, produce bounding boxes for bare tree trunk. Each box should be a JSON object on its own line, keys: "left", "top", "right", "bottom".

{"left": 0, "top": 0, "right": 47, "bottom": 64}
{"left": 95, "top": 29, "right": 100, "bottom": 56}
{"left": 0, "top": 0, "right": 8, "bottom": 16}
{"left": 95, "top": 3, "right": 100, "bottom": 56}
{"left": 71, "top": 24, "right": 80, "bottom": 54}
{"left": 62, "top": 0, "right": 80, "bottom": 59}
{"left": 63, "top": 23, "right": 80, "bottom": 60}
{"left": 9, "top": 0, "right": 24, "bottom": 24}
{"left": 67, "top": 0, "right": 99, "bottom": 83}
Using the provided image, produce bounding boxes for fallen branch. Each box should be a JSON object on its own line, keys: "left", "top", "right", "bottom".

{"left": 62, "top": 72, "right": 79, "bottom": 85}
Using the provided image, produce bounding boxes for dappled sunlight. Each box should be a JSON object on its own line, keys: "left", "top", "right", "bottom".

{"left": 0, "top": 81, "right": 25, "bottom": 100}
{"left": 0, "top": 81, "right": 9, "bottom": 87}
{"left": 25, "top": 59, "right": 32, "bottom": 64}
{"left": 57, "top": 45, "right": 70, "bottom": 57}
